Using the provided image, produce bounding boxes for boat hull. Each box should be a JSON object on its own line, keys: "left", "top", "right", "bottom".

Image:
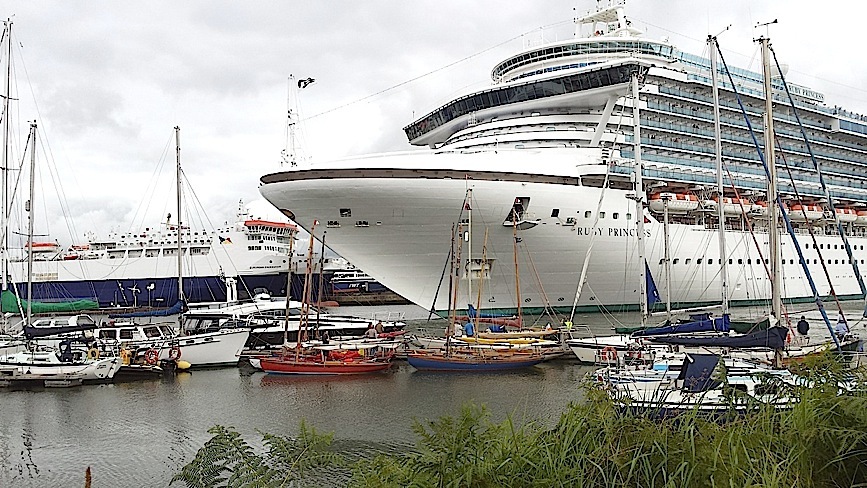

{"left": 259, "top": 357, "right": 392, "bottom": 375}
{"left": 260, "top": 158, "right": 867, "bottom": 315}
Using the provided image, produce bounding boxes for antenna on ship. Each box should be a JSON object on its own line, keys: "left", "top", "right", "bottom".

{"left": 282, "top": 74, "right": 315, "bottom": 167}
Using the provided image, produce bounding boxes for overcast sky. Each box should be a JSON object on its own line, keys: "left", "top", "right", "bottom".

{"left": 3, "top": 0, "right": 866, "bottom": 246}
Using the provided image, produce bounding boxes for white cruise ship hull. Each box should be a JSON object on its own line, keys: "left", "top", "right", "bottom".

{"left": 260, "top": 149, "right": 867, "bottom": 315}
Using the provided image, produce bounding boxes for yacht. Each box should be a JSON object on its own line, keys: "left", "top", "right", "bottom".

{"left": 259, "top": 1, "right": 867, "bottom": 315}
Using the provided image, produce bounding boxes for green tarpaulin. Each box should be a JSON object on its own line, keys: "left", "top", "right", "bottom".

{"left": 1, "top": 290, "right": 98, "bottom": 314}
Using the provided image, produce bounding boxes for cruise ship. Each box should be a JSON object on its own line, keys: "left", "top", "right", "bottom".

{"left": 259, "top": 2, "right": 867, "bottom": 315}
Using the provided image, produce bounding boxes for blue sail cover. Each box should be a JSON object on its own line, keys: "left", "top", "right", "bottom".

{"left": 108, "top": 300, "right": 186, "bottom": 318}
{"left": 646, "top": 261, "right": 660, "bottom": 309}
{"left": 648, "top": 326, "right": 788, "bottom": 349}
{"left": 632, "top": 314, "right": 730, "bottom": 337}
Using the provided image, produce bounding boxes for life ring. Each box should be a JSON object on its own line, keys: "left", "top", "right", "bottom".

{"left": 168, "top": 346, "right": 182, "bottom": 360}
{"left": 86, "top": 347, "right": 100, "bottom": 360}
{"left": 144, "top": 348, "right": 160, "bottom": 365}
{"left": 600, "top": 346, "right": 618, "bottom": 362}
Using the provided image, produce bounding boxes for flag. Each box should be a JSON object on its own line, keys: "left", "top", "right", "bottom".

{"left": 297, "top": 77, "right": 315, "bottom": 89}
{"left": 219, "top": 236, "right": 233, "bottom": 244}
{"left": 464, "top": 201, "right": 472, "bottom": 211}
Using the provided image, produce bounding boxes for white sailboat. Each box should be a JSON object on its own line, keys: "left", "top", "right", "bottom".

{"left": 0, "top": 123, "right": 121, "bottom": 385}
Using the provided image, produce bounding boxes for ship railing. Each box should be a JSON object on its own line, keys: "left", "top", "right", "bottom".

{"left": 371, "top": 311, "right": 406, "bottom": 324}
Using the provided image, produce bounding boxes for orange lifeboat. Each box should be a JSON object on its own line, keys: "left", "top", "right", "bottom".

{"left": 834, "top": 208, "right": 857, "bottom": 223}
{"left": 856, "top": 210, "right": 867, "bottom": 226}
{"left": 27, "top": 242, "right": 61, "bottom": 254}
{"left": 789, "top": 204, "right": 823, "bottom": 221}
{"left": 648, "top": 192, "right": 699, "bottom": 214}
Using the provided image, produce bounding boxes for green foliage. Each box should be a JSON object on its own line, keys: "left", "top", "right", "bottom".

{"left": 171, "top": 421, "right": 343, "bottom": 488}
{"left": 176, "top": 356, "right": 867, "bottom": 487}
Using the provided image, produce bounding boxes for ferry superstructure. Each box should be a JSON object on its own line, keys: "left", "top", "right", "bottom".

{"left": 260, "top": 2, "right": 867, "bottom": 315}
{"left": 7, "top": 205, "right": 296, "bottom": 307}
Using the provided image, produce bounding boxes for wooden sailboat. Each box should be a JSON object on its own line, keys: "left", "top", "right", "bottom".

{"left": 259, "top": 221, "right": 395, "bottom": 375}
{"left": 407, "top": 194, "right": 546, "bottom": 371}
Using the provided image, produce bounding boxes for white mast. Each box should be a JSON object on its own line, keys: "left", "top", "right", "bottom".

{"left": 175, "top": 126, "right": 184, "bottom": 308}
{"left": 662, "top": 196, "right": 671, "bottom": 320}
{"left": 760, "top": 36, "right": 782, "bottom": 322}
{"left": 632, "top": 72, "right": 647, "bottom": 326}
{"left": 709, "top": 34, "right": 730, "bottom": 315}
{"left": 2, "top": 19, "right": 11, "bottom": 295}
{"left": 25, "top": 122, "right": 35, "bottom": 324}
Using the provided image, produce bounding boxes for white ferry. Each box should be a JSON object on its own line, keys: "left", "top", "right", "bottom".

{"left": 7, "top": 204, "right": 295, "bottom": 307}
{"left": 260, "top": 2, "right": 867, "bottom": 315}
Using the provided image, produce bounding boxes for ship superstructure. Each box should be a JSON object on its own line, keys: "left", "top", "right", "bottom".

{"left": 260, "top": 1, "right": 867, "bottom": 314}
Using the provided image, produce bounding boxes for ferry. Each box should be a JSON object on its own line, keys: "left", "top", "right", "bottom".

{"left": 5, "top": 203, "right": 296, "bottom": 307}
{"left": 259, "top": 1, "right": 867, "bottom": 315}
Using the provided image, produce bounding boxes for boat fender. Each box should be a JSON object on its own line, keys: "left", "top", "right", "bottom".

{"left": 168, "top": 346, "right": 182, "bottom": 360}
{"left": 119, "top": 348, "right": 131, "bottom": 365}
{"left": 144, "top": 348, "right": 160, "bottom": 365}
{"left": 600, "top": 346, "right": 617, "bottom": 362}
{"left": 86, "top": 347, "right": 100, "bottom": 360}
{"left": 175, "top": 360, "right": 192, "bottom": 370}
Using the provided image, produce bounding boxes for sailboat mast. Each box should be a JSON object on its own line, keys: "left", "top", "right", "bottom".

{"left": 760, "top": 38, "right": 782, "bottom": 322}
{"left": 282, "top": 228, "right": 296, "bottom": 346}
{"left": 26, "top": 122, "right": 35, "bottom": 323}
{"left": 632, "top": 73, "right": 648, "bottom": 326}
{"left": 175, "top": 126, "right": 184, "bottom": 305}
{"left": 663, "top": 198, "right": 671, "bottom": 320}
{"left": 2, "top": 19, "right": 11, "bottom": 294}
{"left": 709, "top": 36, "right": 730, "bottom": 315}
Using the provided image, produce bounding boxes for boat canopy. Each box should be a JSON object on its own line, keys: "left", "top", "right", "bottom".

{"left": 678, "top": 354, "right": 722, "bottom": 393}
{"left": 108, "top": 300, "right": 186, "bottom": 318}
{"left": 647, "top": 326, "right": 788, "bottom": 349}
{"left": 1, "top": 290, "right": 98, "bottom": 314}
{"left": 632, "top": 313, "right": 729, "bottom": 337}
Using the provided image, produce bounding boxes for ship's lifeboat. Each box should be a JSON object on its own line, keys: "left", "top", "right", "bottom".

{"left": 856, "top": 210, "right": 867, "bottom": 226}
{"left": 706, "top": 197, "right": 751, "bottom": 216}
{"left": 648, "top": 193, "right": 699, "bottom": 214}
{"left": 834, "top": 208, "right": 858, "bottom": 223}
{"left": 27, "top": 242, "right": 61, "bottom": 254}
{"left": 789, "top": 204, "right": 823, "bottom": 221}
{"left": 750, "top": 201, "right": 769, "bottom": 218}
{"left": 62, "top": 244, "right": 91, "bottom": 260}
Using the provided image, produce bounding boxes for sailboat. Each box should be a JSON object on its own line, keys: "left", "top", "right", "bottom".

{"left": 101, "top": 127, "right": 249, "bottom": 368}
{"left": 0, "top": 123, "right": 121, "bottom": 386}
{"left": 258, "top": 221, "right": 395, "bottom": 375}
{"left": 407, "top": 192, "right": 547, "bottom": 372}
{"left": 597, "top": 33, "right": 820, "bottom": 415}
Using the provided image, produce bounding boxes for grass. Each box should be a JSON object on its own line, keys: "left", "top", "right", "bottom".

{"left": 173, "top": 354, "right": 867, "bottom": 487}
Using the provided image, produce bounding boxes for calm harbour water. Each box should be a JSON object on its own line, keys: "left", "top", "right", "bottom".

{"left": 0, "top": 302, "right": 864, "bottom": 487}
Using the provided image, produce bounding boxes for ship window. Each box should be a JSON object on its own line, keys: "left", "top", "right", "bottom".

{"left": 827, "top": 260, "right": 832, "bottom": 264}
{"left": 813, "top": 259, "right": 817, "bottom": 264}
{"left": 765, "top": 259, "right": 769, "bottom": 264}
{"left": 585, "top": 211, "right": 592, "bottom": 218}
{"left": 729, "top": 259, "right": 733, "bottom": 265}
{"left": 834, "top": 244, "right": 838, "bottom": 249}
{"left": 613, "top": 212, "right": 619, "bottom": 219}
{"left": 355, "top": 221, "right": 370, "bottom": 227}
{"left": 790, "top": 259, "right": 794, "bottom": 265}
{"left": 673, "top": 258, "right": 679, "bottom": 264}
{"left": 626, "top": 213, "right": 632, "bottom": 220}
{"left": 551, "top": 209, "right": 559, "bottom": 218}
{"left": 685, "top": 258, "right": 691, "bottom": 264}
{"left": 659, "top": 259, "right": 664, "bottom": 265}
{"left": 805, "top": 243, "right": 810, "bottom": 249}
{"left": 99, "top": 330, "right": 117, "bottom": 340}
{"left": 119, "top": 329, "right": 134, "bottom": 340}
{"left": 340, "top": 208, "right": 352, "bottom": 217}
{"left": 326, "top": 221, "right": 340, "bottom": 228}
{"left": 707, "top": 259, "right": 713, "bottom": 265}
{"left": 835, "top": 260, "right": 839, "bottom": 264}
{"left": 599, "top": 212, "right": 605, "bottom": 219}
{"left": 696, "top": 258, "right": 702, "bottom": 264}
